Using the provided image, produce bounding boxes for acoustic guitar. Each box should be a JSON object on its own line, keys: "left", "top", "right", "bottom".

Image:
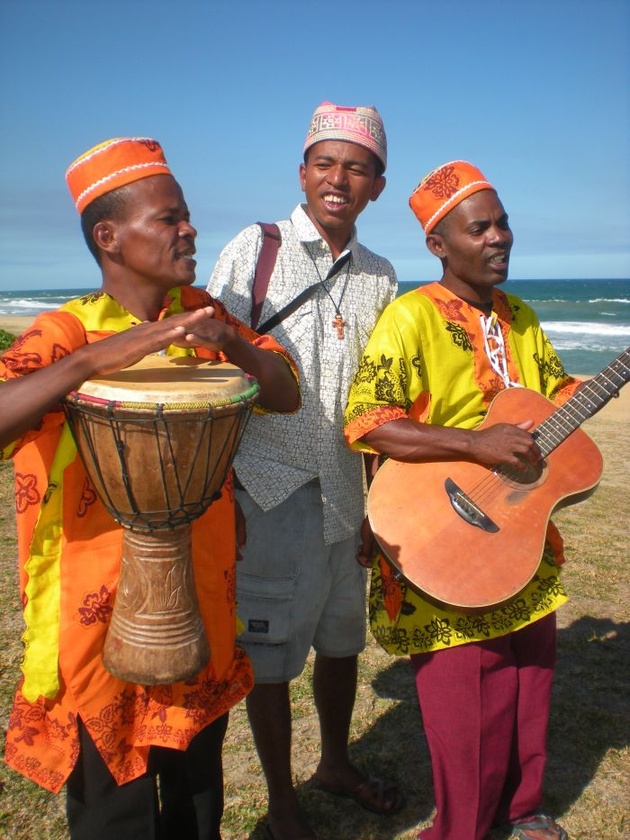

{"left": 367, "top": 348, "right": 629, "bottom": 612}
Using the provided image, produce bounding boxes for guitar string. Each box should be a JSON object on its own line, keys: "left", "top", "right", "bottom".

{"left": 452, "top": 349, "right": 630, "bottom": 509}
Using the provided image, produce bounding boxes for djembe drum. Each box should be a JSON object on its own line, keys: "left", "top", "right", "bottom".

{"left": 63, "top": 354, "right": 259, "bottom": 685}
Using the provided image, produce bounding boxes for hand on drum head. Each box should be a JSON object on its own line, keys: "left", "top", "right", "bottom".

{"left": 171, "top": 308, "right": 300, "bottom": 414}
{"left": 0, "top": 309, "right": 209, "bottom": 450}
{"left": 168, "top": 305, "right": 240, "bottom": 354}
{"left": 85, "top": 307, "right": 218, "bottom": 377}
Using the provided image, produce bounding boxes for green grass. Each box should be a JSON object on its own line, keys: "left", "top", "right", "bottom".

{"left": 0, "top": 331, "right": 16, "bottom": 353}
{"left": 1, "top": 417, "right": 628, "bottom": 839}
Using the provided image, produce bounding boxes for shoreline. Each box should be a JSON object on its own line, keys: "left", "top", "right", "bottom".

{"left": 1, "top": 316, "right": 627, "bottom": 425}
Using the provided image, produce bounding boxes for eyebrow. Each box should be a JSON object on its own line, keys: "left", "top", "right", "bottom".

{"left": 312, "top": 153, "right": 370, "bottom": 168}
{"left": 158, "top": 202, "right": 189, "bottom": 214}
{"left": 468, "top": 213, "right": 510, "bottom": 226}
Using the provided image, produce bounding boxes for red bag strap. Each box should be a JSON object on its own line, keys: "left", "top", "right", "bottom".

{"left": 250, "top": 222, "right": 281, "bottom": 329}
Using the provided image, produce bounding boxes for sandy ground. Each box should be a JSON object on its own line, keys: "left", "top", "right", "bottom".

{"left": 0, "top": 315, "right": 38, "bottom": 335}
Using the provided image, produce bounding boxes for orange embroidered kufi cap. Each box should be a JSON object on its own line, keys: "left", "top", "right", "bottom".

{"left": 66, "top": 137, "right": 172, "bottom": 213}
{"left": 409, "top": 160, "right": 495, "bottom": 234}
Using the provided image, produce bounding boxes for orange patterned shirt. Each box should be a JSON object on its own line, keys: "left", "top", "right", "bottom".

{"left": 0, "top": 285, "right": 296, "bottom": 792}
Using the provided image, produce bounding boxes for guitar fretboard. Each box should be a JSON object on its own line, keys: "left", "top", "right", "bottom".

{"left": 534, "top": 348, "right": 630, "bottom": 457}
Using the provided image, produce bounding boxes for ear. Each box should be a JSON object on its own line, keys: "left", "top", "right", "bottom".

{"left": 92, "top": 220, "right": 120, "bottom": 254}
{"left": 426, "top": 233, "right": 446, "bottom": 259}
{"left": 369, "top": 175, "right": 386, "bottom": 202}
{"left": 299, "top": 161, "right": 307, "bottom": 193}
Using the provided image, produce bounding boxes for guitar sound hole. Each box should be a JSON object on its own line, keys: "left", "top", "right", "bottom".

{"left": 498, "top": 458, "right": 547, "bottom": 489}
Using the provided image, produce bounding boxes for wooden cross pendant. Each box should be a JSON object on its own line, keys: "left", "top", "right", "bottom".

{"left": 332, "top": 312, "right": 346, "bottom": 339}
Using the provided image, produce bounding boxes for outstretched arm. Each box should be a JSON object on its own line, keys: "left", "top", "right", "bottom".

{"left": 362, "top": 416, "right": 542, "bottom": 470}
{"left": 0, "top": 308, "right": 218, "bottom": 450}
{"left": 174, "top": 306, "right": 300, "bottom": 413}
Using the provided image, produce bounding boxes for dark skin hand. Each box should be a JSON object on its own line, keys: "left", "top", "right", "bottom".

{"left": 355, "top": 453, "right": 380, "bottom": 568}
{"left": 0, "top": 306, "right": 299, "bottom": 451}
{"left": 172, "top": 306, "right": 298, "bottom": 414}
{"left": 356, "top": 514, "right": 378, "bottom": 569}
{"left": 361, "top": 416, "right": 542, "bottom": 469}
{"left": 352, "top": 417, "right": 542, "bottom": 569}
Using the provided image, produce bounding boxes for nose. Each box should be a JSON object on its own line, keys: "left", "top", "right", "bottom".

{"left": 488, "top": 225, "right": 512, "bottom": 246}
{"left": 180, "top": 220, "right": 197, "bottom": 240}
{"left": 326, "top": 164, "right": 349, "bottom": 187}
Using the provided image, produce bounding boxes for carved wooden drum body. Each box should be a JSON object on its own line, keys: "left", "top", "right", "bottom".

{"left": 63, "top": 355, "right": 259, "bottom": 685}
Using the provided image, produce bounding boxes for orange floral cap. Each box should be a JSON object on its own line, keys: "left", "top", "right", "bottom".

{"left": 409, "top": 160, "right": 495, "bottom": 234}
{"left": 66, "top": 137, "right": 172, "bottom": 213}
{"left": 303, "top": 101, "right": 387, "bottom": 171}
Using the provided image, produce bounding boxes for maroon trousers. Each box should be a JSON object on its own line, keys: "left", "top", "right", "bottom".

{"left": 411, "top": 613, "right": 557, "bottom": 840}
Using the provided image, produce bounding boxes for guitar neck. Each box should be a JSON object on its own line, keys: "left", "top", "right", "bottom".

{"left": 535, "top": 347, "right": 630, "bottom": 457}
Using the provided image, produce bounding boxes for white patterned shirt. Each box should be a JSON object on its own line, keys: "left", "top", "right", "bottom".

{"left": 208, "top": 204, "right": 397, "bottom": 543}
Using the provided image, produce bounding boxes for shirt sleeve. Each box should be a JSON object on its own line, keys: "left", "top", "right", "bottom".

{"left": 539, "top": 330, "right": 581, "bottom": 404}
{"left": 344, "top": 299, "right": 415, "bottom": 451}
{"left": 200, "top": 294, "right": 300, "bottom": 413}
{"left": 0, "top": 311, "right": 87, "bottom": 458}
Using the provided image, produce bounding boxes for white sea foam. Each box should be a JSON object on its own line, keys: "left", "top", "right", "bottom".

{"left": 0, "top": 296, "right": 63, "bottom": 316}
{"left": 588, "top": 298, "right": 630, "bottom": 304}
{"left": 541, "top": 320, "right": 630, "bottom": 337}
{"left": 527, "top": 297, "right": 630, "bottom": 305}
{"left": 0, "top": 298, "right": 58, "bottom": 312}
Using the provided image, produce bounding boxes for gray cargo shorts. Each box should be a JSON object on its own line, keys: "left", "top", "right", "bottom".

{"left": 235, "top": 480, "right": 367, "bottom": 683}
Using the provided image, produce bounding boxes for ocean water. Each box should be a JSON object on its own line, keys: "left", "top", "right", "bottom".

{"left": 398, "top": 278, "right": 630, "bottom": 375}
{"left": 1, "top": 279, "right": 629, "bottom": 375}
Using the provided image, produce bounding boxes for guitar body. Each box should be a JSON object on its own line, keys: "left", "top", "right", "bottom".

{"left": 367, "top": 387, "right": 604, "bottom": 611}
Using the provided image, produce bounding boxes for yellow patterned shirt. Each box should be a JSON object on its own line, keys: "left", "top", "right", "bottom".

{"left": 344, "top": 282, "right": 580, "bottom": 656}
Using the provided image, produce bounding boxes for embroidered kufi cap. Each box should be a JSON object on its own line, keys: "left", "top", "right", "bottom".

{"left": 409, "top": 160, "right": 495, "bottom": 234}
{"left": 303, "top": 101, "right": 387, "bottom": 171}
{"left": 66, "top": 137, "right": 172, "bottom": 213}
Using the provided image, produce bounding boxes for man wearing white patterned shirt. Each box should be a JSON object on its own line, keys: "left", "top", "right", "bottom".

{"left": 208, "top": 102, "right": 402, "bottom": 840}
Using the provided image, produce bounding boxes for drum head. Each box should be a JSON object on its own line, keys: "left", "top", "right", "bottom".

{"left": 73, "top": 355, "right": 257, "bottom": 407}
{"left": 63, "top": 354, "right": 259, "bottom": 531}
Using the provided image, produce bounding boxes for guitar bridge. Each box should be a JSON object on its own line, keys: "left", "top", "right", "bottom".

{"left": 445, "top": 478, "right": 499, "bottom": 533}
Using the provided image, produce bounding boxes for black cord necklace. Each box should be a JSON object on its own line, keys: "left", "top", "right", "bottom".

{"left": 306, "top": 248, "right": 352, "bottom": 339}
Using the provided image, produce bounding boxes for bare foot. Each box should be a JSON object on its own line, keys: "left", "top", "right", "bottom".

{"left": 266, "top": 799, "right": 317, "bottom": 840}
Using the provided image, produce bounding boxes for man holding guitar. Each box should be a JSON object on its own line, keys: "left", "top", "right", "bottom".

{"left": 344, "top": 161, "right": 584, "bottom": 840}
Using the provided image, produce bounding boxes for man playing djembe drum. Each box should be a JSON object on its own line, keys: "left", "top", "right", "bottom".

{"left": 0, "top": 137, "right": 300, "bottom": 840}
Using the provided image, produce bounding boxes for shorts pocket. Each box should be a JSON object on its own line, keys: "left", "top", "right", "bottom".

{"left": 236, "top": 573, "right": 294, "bottom": 646}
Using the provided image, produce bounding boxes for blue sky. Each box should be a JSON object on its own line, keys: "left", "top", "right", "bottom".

{"left": 0, "top": 0, "right": 628, "bottom": 291}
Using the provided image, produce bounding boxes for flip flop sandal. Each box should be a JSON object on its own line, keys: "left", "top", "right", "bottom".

{"left": 509, "top": 813, "right": 569, "bottom": 839}
{"left": 315, "top": 773, "right": 405, "bottom": 816}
